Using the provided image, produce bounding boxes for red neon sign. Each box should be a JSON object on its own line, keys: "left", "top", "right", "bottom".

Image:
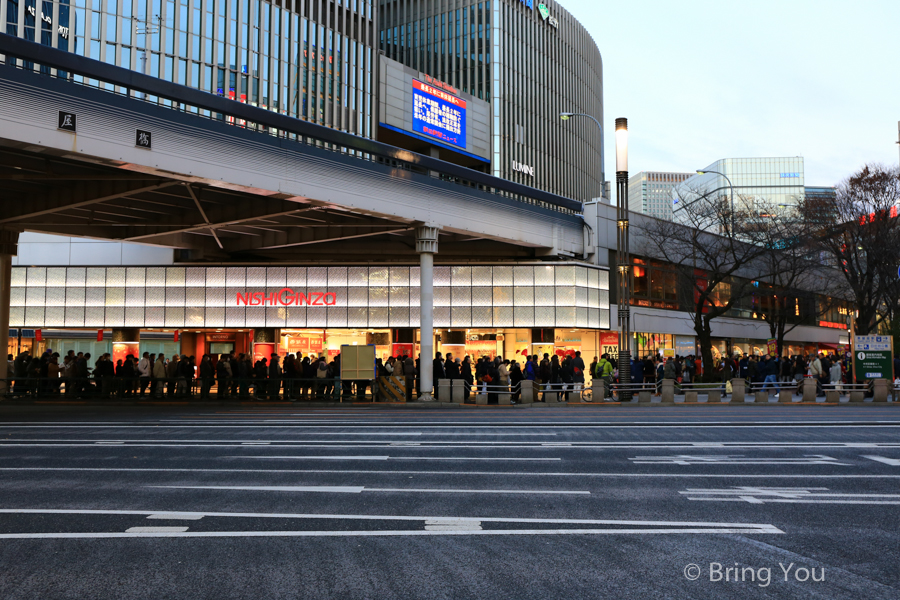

{"left": 236, "top": 289, "right": 337, "bottom": 307}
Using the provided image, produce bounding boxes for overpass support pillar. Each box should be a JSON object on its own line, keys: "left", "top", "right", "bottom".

{"left": 0, "top": 230, "right": 19, "bottom": 394}
{"left": 416, "top": 225, "right": 440, "bottom": 402}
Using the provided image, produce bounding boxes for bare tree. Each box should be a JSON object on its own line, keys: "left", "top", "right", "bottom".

{"left": 803, "top": 164, "right": 900, "bottom": 335}
{"left": 640, "top": 186, "right": 773, "bottom": 378}
{"left": 753, "top": 209, "right": 842, "bottom": 357}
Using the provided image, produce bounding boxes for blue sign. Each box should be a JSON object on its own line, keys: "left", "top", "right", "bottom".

{"left": 412, "top": 80, "right": 467, "bottom": 149}
{"left": 780, "top": 173, "right": 800, "bottom": 178}
{"left": 518, "top": 0, "right": 534, "bottom": 8}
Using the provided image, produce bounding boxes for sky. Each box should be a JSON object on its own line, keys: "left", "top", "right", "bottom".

{"left": 560, "top": 0, "right": 900, "bottom": 189}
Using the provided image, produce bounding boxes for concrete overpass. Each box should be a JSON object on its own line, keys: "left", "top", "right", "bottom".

{"left": 0, "top": 34, "right": 603, "bottom": 398}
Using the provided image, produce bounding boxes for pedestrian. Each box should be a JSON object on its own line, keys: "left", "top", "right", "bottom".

{"left": 137, "top": 352, "right": 151, "bottom": 396}
{"left": 152, "top": 354, "right": 167, "bottom": 398}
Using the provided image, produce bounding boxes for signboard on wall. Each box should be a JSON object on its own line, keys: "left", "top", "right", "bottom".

{"left": 600, "top": 332, "right": 619, "bottom": 360}
{"left": 853, "top": 335, "right": 893, "bottom": 380}
{"left": 412, "top": 79, "right": 466, "bottom": 148}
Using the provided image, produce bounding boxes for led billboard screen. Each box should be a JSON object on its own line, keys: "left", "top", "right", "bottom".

{"left": 412, "top": 79, "right": 467, "bottom": 148}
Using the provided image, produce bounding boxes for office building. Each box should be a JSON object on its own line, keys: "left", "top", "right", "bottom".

{"left": 380, "top": 0, "right": 605, "bottom": 202}
{"left": 627, "top": 171, "right": 692, "bottom": 221}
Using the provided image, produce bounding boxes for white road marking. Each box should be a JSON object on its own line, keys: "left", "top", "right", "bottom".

{"left": 146, "top": 514, "right": 204, "bottom": 520}
{"left": 864, "top": 455, "right": 900, "bottom": 466}
{"left": 4, "top": 442, "right": 900, "bottom": 451}
{"left": 0, "top": 508, "right": 783, "bottom": 527}
{"left": 681, "top": 486, "right": 900, "bottom": 505}
{"left": 2, "top": 467, "right": 900, "bottom": 479}
{"left": 125, "top": 526, "right": 189, "bottom": 533}
{"left": 0, "top": 417, "right": 900, "bottom": 426}
{"left": 147, "top": 485, "right": 590, "bottom": 495}
{"left": 629, "top": 454, "right": 850, "bottom": 466}
{"left": 0, "top": 527, "right": 784, "bottom": 539}
{"left": 224, "top": 456, "right": 561, "bottom": 462}
{"left": 4, "top": 440, "right": 900, "bottom": 449}
{"left": 424, "top": 519, "right": 482, "bottom": 531}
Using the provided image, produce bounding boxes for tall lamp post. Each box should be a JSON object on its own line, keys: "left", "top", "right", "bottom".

{"left": 559, "top": 113, "right": 631, "bottom": 398}
{"left": 696, "top": 168, "right": 735, "bottom": 236}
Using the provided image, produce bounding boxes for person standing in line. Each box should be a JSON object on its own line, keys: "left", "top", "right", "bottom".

{"left": 152, "top": 355, "right": 167, "bottom": 398}
{"left": 269, "top": 353, "right": 282, "bottom": 400}
{"left": 166, "top": 354, "right": 179, "bottom": 398}
{"left": 137, "top": 352, "right": 151, "bottom": 396}
{"left": 572, "top": 351, "right": 586, "bottom": 397}
{"left": 198, "top": 354, "right": 213, "bottom": 399}
{"left": 403, "top": 356, "right": 416, "bottom": 403}
{"left": 432, "top": 352, "right": 445, "bottom": 399}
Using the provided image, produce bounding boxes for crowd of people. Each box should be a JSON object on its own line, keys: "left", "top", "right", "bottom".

{"left": 5, "top": 347, "right": 594, "bottom": 403}
{"left": 591, "top": 351, "right": 883, "bottom": 399}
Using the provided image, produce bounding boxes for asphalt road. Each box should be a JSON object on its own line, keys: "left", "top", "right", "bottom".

{"left": 0, "top": 405, "right": 898, "bottom": 599}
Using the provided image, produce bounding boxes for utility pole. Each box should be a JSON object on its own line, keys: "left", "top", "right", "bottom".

{"left": 133, "top": 15, "right": 160, "bottom": 100}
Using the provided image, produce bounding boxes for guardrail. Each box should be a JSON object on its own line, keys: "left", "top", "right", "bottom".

{"left": 0, "top": 377, "right": 373, "bottom": 402}
{"left": 0, "top": 33, "right": 583, "bottom": 216}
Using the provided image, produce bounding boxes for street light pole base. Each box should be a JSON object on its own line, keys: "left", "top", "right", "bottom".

{"left": 417, "top": 393, "right": 436, "bottom": 403}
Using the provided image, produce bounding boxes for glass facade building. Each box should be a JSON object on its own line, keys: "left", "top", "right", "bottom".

{"left": 673, "top": 157, "right": 806, "bottom": 230}
{"left": 379, "top": 0, "right": 604, "bottom": 202}
{"left": 2, "top": 0, "right": 378, "bottom": 137}
{"left": 627, "top": 171, "right": 692, "bottom": 221}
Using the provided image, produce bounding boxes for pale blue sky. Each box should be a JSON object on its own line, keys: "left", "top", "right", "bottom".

{"left": 560, "top": 0, "right": 900, "bottom": 188}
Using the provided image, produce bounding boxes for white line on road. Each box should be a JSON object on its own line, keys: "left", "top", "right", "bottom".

{"left": 1, "top": 423, "right": 898, "bottom": 428}
{"left": 125, "top": 526, "right": 189, "bottom": 533}
{"left": 864, "top": 455, "right": 900, "bottom": 466}
{"left": 0, "top": 508, "right": 783, "bottom": 529}
{"left": 2, "top": 467, "right": 899, "bottom": 478}
{"left": 681, "top": 486, "right": 900, "bottom": 505}
{"left": 146, "top": 485, "right": 590, "bottom": 495}
{"left": 146, "top": 514, "right": 204, "bottom": 520}
{"left": 629, "top": 455, "right": 850, "bottom": 466}
{"left": 223, "top": 456, "right": 562, "bottom": 462}
{"left": 0, "top": 527, "right": 782, "bottom": 539}
{"left": 4, "top": 440, "right": 900, "bottom": 448}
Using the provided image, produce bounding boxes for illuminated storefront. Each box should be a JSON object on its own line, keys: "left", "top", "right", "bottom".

{"left": 8, "top": 264, "right": 610, "bottom": 363}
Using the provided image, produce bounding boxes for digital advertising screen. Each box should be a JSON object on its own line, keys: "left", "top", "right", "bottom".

{"left": 412, "top": 79, "right": 467, "bottom": 148}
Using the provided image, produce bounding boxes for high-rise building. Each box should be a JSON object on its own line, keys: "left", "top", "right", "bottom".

{"left": 379, "top": 0, "right": 605, "bottom": 202}
{"left": 674, "top": 157, "right": 806, "bottom": 231}
{"left": 627, "top": 171, "right": 692, "bottom": 221}
{"left": 2, "top": 0, "right": 380, "bottom": 138}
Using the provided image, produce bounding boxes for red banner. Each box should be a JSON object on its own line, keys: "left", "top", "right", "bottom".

{"left": 35, "top": 329, "right": 42, "bottom": 342}
{"left": 173, "top": 330, "right": 180, "bottom": 342}
{"left": 97, "top": 330, "right": 104, "bottom": 342}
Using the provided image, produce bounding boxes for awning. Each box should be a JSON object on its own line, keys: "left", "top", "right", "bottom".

{"left": 817, "top": 342, "right": 840, "bottom": 351}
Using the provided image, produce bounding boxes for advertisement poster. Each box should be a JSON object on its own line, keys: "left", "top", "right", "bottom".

{"left": 600, "top": 332, "right": 619, "bottom": 359}
{"left": 112, "top": 342, "right": 139, "bottom": 366}
{"left": 412, "top": 79, "right": 467, "bottom": 148}
{"left": 252, "top": 343, "right": 275, "bottom": 363}
{"left": 767, "top": 339, "right": 778, "bottom": 355}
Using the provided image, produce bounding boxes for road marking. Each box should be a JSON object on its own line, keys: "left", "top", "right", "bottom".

{"left": 4, "top": 442, "right": 900, "bottom": 451}
{"left": 147, "top": 485, "right": 590, "bottom": 495}
{"left": 629, "top": 455, "right": 850, "bottom": 466}
{"left": 864, "top": 455, "right": 900, "bottom": 466}
{"left": 0, "top": 509, "right": 783, "bottom": 537}
{"left": 1, "top": 423, "right": 899, "bottom": 429}
{"left": 225, "top": 456, "right": 562, "bottom": 462}
{"left": 2, "top": 467, "right": 899, "bottom": 479}
{"left": 681, "top": 486, "right": 900, "bottom": 505}
{"left": 146, "top": 514, "right": 204, "bottom": 520}
{"left": 0, "top": 528, "right": 785, "bottom": 539}
{"left": 424, "top": 519, "right": 482, "bottom": 531}
{"left": 4, "top": 440, "right": 900, "bottom": 449}
{"left": 0, "top": 508, "right": 783, "bottom": 528}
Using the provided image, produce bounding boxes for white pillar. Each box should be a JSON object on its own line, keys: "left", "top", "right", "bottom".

{"left": 0, "top": 230, "right": 18, "bottom": 394}
{"left": 416, "top": 225, "right": 439, "bottom": 401}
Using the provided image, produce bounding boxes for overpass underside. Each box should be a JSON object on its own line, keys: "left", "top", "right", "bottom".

{"left": 0, "top": 35, "right": 588, "bottom": 263}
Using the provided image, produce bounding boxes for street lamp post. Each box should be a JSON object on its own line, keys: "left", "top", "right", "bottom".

{"left": 560, "top": 112, "right": 631, "bottom": 399}
{"left": 696, "top": 168, "right": 736, "bottom": 236}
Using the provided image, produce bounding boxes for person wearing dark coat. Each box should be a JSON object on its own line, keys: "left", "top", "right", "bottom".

{"left": 560, "top": 357, "right": 575, "bottom": 402}
{"left": 432, "top": 352, "right": 445, "bottom": 399}
{"left": 509, "top": 362, "right": 525, "bottom": 403}
{"left": 445, "top": 358, "right": 460, "bottom": 380}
